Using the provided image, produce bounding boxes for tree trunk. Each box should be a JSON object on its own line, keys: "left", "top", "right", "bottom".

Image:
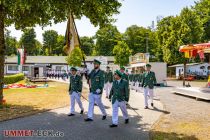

{"left": 0, "top": 4, "right": 5, "bottom": 104}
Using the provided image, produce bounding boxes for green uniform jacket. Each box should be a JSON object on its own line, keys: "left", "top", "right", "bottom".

{"left": 105, "top": 71, "right": 113, "bottom": 83}
{"left": 129, "top": 74, "right": 133, "bottom": 82}
{"left": 142, "top": 71, "right": 157, "bottom": 89}
{"left": 109, "top": 79, "right": 129, "bottom": 104}
{"left": 88, "top": 69, "right": 105, "bottom": 94}
{"left": 69, "top": 75, "right": 82, "bottom": 94}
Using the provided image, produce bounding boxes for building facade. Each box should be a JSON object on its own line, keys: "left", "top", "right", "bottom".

{"left": 4, "top": 56, "right": 117, "bottom": 77}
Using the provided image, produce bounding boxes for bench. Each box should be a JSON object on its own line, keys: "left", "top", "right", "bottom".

{"left": 29, "top": 77, "right": 49, "bottom": 84}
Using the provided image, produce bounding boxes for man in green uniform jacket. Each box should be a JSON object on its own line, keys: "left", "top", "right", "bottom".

{"left": 142, "top": 64, "right": 157, "bottom": 109}
{"left": 104, "top": 66, "right": 113, "bottom": 98}
{"left": 120, "top": 66, "right": 130, "bottom": 102}
{"left": 109, "top": 70, "right": 129, "bottom": 128}
{"left": 68, "top": 67, "right": 84, "bottom": 116}
{"left": 85, "top": 59, "right": 107, "bottom": 122}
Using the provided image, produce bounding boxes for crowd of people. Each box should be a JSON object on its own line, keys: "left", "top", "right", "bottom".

{"left": 67, "top": 58, "right": 157, "bottom": 128}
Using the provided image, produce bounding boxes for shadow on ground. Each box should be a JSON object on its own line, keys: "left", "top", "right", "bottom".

{"left": 149, "top": 130, "right": 198, "bottom": 140}
{"left": 0, "top": 108, "right": 150, "bottom": 140}
{"left": 0, "top": 104, "right": 48, "bottom": 122}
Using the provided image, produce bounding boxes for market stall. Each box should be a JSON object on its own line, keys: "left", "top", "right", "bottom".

{"left": 179, "top": 43, "right": 210, "bottom": 87}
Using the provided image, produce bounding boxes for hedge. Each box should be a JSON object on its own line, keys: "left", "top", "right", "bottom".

{"left": 3, "top": 73, "right": 25, "bottom": 84}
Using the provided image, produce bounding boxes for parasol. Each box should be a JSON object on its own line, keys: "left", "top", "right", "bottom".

{"left": 179, "top": 43, "right": 210, "bottom": 53}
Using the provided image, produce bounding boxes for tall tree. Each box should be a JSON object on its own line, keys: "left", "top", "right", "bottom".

{"left": 5, "top": 29, "right": 17, "bottom": 56}
{"left": 124, "top": 25, "right": 158, "bottom": 58}
{"left": 156, "top": 16, "right": 183, "bottom": 65}
{"left": 156, "top": 8, "right": 204, "bottom": 65}
{"left": 42, "top": 30, "right": 58, "bottom": 56}
{"left": 0, "top": 0, "right": 122, "bottom": 103}
{"left": 194, "top": 0, "right": 210, "bottom": 41}
{"left": 113, "top": 41, "right": 132, "bottom": 66}
{"left": 56, "top": 35, "right": 65, "bottom": 56}
{"left": 95, "top": 25, "right": 121, "bottom": 56}
{"left": 80, "top": 36, "right": 95, "bottom": 56}
{"left": 19, "top": 28, "right": 36, "bottom": 55}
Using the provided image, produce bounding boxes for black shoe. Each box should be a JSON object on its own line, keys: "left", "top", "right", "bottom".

{"left": 80, "top": 110, "right": 84, "bottom": 114}
{"left": 67, "top": 113, "right": 75, "bottom": 116}
{"left": 102, "top": 115, "right": 106, "bottom": 120}
{"left": 109, "top": 124, "right": 118, "bottom": 128}
{"left": 151, "top": 103, "right": 154, "bottom": 107}
{"left": 125, "top": 119, "right": 129, "bottom": 124}
{"left": 144, "top": 106, "right": 149, "bottom": 109}
{"left": 84, "top": 118, "right": 93, "bottom": 122}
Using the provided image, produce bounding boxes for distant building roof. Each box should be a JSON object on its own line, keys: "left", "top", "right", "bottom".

{"left": 168, "top": 63, "right": 205, "bottom": 68}
{"left": 5, "top": 56, "right": 115, "bottom": 64}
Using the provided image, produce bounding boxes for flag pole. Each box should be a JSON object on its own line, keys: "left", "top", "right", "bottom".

{"left": 71, "top": 13, "right": 86, "bottom": 66}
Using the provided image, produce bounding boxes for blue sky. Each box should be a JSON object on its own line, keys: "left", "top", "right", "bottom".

{"left": 7, "top": 0, "right": 197, "bottom": 42}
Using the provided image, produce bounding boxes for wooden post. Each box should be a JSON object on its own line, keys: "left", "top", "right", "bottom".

{"left": 183, "top": 60, "right": 187, "bottom": 87}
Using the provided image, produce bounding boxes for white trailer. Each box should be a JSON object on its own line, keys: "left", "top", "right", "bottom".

{"left": 130, "top": 62, "right": 167, "bottom": 85}
{"left": 149, "top": 62, "right": 167, "bottom": 84}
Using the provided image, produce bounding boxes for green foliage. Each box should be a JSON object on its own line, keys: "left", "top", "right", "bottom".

{"left": 113, "top": 41, "right": 132, "bottom": 66}
{"left": 156, "top": 8, "right": 204, "bottom": 65}
{"left": 55, "top": 35, "right": 66, "bottom": 56}
{"left": 19, "top": 28, "right": 36, "bottom": 55}
{"left": 65, "top": 47, "right": 84, "bottom": 67}
{"left": 3, "top": 73, "right": 24, "bottom": 84}
{"left": 124, "top": 25, "right": 158, "bottom": 60}
{"left": 194, "top": 0, "right": 210, "bottom": 41}
{"left": 3, "top": 0, "right": 121, "bottom": 29}
{"left": 42, "top": 30, "right": 58, "bottom": 56}
{"left": 80, "top": 36, "right": 95, "bottom": 56}
{"left": 5, "top": 29, "right": 17, "bottom": 56}
{"left": 95, "top": 25, "right": 121, "bottom": 56}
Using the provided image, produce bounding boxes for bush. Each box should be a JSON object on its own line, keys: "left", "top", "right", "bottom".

{"left": 3, "top": 73, "right": 25, "bottom": 84}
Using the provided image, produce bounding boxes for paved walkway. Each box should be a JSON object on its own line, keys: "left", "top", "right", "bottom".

{"left": 0, "top": 79, "right": 164, "bottom": 140}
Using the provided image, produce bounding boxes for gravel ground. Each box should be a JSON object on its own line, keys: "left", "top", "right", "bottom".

{"left": 151, "top": 81, "right": 210, "bottom": 140}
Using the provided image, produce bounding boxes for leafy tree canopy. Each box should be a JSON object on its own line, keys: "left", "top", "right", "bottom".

{"left": 95, "top": 25, "right": 121, "bottom": 56}
{"left": 113, "top": 41, "right": 132, "bottom": 66}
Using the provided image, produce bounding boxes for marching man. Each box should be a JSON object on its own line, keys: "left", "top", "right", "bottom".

{"left": 68, "top": 67, "right": 84, "bottom": 116}
{"left": 120, "top": 66, "right": 130, "bottom": 102}
{"left": 142, "top": 64, "right": 157, "bottom": 109}
{"left": 109, "top": 70, "right": 129, "bottom": 128}
{"left": 104, "top": 66, "right": 113, "bottom": 98}
{"left": 85, "top": 59, "right": 107, "bottom": 121}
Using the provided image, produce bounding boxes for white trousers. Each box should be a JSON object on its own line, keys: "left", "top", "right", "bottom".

{"left": 105, "top": 82, "right": 112, "bottom": 97}
{"left": 112, "top": 100, "right": 129, "bottom": 125}
{"left": 87, "top": 93, "right": 107, "bottom": 119}
{"left": 143, "top": 87, "right": 154, "bottom": 107}
{"left": 130, "top": 82, "right": 134, "bottom": 89}
{"left": 70, "top": 91, "right": 84, "bottom": 114}
{"left": 135, "top": 82, "right": 139, "bottom": 91}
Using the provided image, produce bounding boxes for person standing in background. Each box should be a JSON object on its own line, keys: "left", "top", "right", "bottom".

{"left": 104, "top": 66, "right": 113, "bottom": 98}
{"left": 142, "top": 64, "right": 157, "bottom": 109}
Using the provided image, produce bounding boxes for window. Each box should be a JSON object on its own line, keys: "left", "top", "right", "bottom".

{"left": 56, "top": 66, "right": 63, "bottom": 71}
{"left": 22, "top": 66, "right": 29, "bottom": 71}
{"left": 8, "top": 65, "right": 18, "bottom": 71}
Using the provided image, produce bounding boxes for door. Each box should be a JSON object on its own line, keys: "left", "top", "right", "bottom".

{"left": 34, "top": 67, "right": 39, "bottom": 77}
